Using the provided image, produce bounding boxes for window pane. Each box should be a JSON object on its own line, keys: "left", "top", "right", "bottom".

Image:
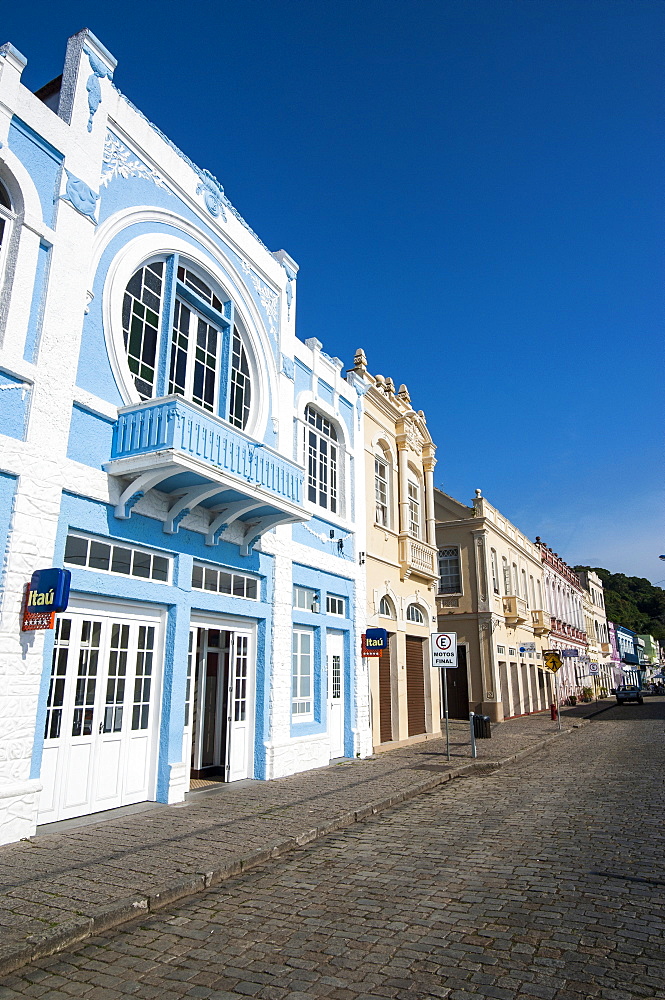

{"left": 64, "top": 535, "right": 88, "bottom": 566}
{"left": 204, "top": 568, "right": 218, "bottom": 592}
{"left": 111, "top": 547, "right": 132, "bottom": 575}
{"left": 132, "top": 551, "right": 152, "bottom": 578}
{"left": 245, "top": 578, "right": 257, "bottom": 600}
{"left": 218, "top": 572, "right": 232, "bottom": 595}
{"left": 192, "top": 564, "right": 203, "bottom": 589}
{"left": 123, "top": 263, "right": 164, "bottom": 399}
{"left": 88, "top": 541, "right": 110, "bottom": 571}
{"left": 152, "top": 556, "right": 169, "bottom": 582}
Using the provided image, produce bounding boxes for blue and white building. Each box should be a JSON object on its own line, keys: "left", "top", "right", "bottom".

{"left": 0, "top": 30, "right": 370, "bottom": 845}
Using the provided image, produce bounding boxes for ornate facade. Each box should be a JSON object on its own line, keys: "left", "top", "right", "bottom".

{"left": 434, "top": 490, "right": 552, "bottom": 723}
{"left": 348, "top": 350, "right": 441, "bottom": 749}
{"left": 0, "top": 30, "right": 371, "bottom": 845}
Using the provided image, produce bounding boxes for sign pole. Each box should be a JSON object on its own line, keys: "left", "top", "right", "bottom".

{"left": 555, "top": 671, "right": 562, "bottom": 732}
{"left": 443, "top": 668, "right": 450, "bottom": 761}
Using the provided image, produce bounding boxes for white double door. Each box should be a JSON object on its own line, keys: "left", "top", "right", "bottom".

{"left": 39, "top": 605, "right": 162, "bottom": 824}
{"left": 327, "top": 631, "right": 345, "bottom": 759}
{"left": 186, "top": 624, "right": 254, "bottom": 783}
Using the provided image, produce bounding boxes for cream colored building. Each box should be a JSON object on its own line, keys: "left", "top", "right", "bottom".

{"left": 349, "top": 349, "right": 441, "bottom": 750}
{"left": 434, "top": 489, "right": 554, "bottom": 723}
{"left": 576, "top": 569, "right": 613, "bottom": 694}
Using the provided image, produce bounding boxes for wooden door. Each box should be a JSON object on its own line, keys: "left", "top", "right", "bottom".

{"left": 378, "top": 644, "right": 393, "bottom": 743}
{"left": 444, "top": 645, "right": 470, "bottom": 719}
{"left": 406, "top": 635, "right": 426, "bottom": 736}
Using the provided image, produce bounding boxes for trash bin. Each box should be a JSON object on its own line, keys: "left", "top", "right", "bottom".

{"left": 473, "top": 714, "right": 491, "bottom": 739}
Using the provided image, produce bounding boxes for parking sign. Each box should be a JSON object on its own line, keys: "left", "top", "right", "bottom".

{"left": 431, "top": 632, "right": 458, "bottom": 668}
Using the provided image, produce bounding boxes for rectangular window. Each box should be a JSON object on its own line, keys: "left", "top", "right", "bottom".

{"left": 491, "top": 549, "right": 500, "bottom": 594}
{"left": 326, "top": 595, "right": 345, "bottom": 616}
{"left": 497, "top": 644, "right": 506, "bottom": 654}
{"left": 408, "top": 482, "right": 420, "bottom": 538}
{"left": 64, "top": 534, "right": 171, "bottom": 584}
{"left": 294, "top": 586, "right": 318, "bottom": 611}
{"left": 508, "top": 647, "right": 516, "bottom": 656}
{"left": 375, "top": 459, "right": 388, "bottom": 526}
{"left": 438, "top": 547, "right": 461, "bottom": 595}
{"left": 191, "top": 563, "right": 258, "bottom": 599}
{"left": 132, "top": 625, "right": 154, "bottom": 730}
{"left": 292, "top": 628, "right": 313, "bottom": 719}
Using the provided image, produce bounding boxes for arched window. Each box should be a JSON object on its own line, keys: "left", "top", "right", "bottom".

{"left": 407, "top": 476, "right": 421, "bottom": 538}
{"left": 375, "top": 455, "right": 389, "bottom": 526}
{"left": 502, "top": 556, "right": 510, "bottom": 596}
{"left": 122, "top": 257, "right": 253, "bottom": 428}
{"left": 379, "top": 596, "right": 396, "bottom": 618}
{"left": 521, "top": 569, "right": 528, "bottom": 605}
{"left": 0, "top": 180, "right": 14, "bottom": 281}
{"left": 305, "top": 405, "right": 338, "bottom": 513}
{"left": 406, "top": 604, "right": 425, "bottom": 624}
{"left": 490, "top": 549, "right": 499, "bottom": 594}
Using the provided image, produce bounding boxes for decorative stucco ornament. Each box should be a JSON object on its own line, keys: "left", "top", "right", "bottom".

{"left": 283, "top": 263, "right": 297, "bottom": 316}
{"left": 100, "top": 132, "right": 171, "bottom": 191}
{"left": 196, "top": 168, "right": 227, "bottom": 220}
{"left": 281, "top": 355, "right": 295, "bottom": 380}
{"left": 61, "top": 171, "right": 98, "bottom": 222}
{"left": 84, "top": 46, "right": 113, "bottom": 132}
{"left": 240, "top": 259, "right": 279, "bottom": 338}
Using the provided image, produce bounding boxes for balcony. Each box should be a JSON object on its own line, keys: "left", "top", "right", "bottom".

{"left": 104, "top": 396, "right": 308, "bottom": 553}
{"left": 531, "top": 609, "right": 550, "bottom": 636}
{"left": 398, "top": 533, "right": 438, "bottom": 583}
{"left": 503, "top": 595, "right": 529, "bottom": 625}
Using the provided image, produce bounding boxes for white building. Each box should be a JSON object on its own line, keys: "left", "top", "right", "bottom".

{"left": 0, "top": 30, "right": 371, "bottom": 846}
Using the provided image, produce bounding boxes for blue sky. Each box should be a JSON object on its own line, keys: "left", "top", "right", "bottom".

{"left": 5, "top": 1, "right": 663, "bottom": 582}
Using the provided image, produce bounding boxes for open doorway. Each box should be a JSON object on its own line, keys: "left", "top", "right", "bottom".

{"left": 187, "top": 626, "right": 253, "bottom": 784}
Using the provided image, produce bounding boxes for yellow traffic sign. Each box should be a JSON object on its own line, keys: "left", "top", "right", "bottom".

{"left": 544, "top": 652, "right": 562, "bottom": 673}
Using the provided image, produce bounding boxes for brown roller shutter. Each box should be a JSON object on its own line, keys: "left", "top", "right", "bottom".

{"left": 406, "top": 635, "right": 426, "bottom": 736}
{"left": 378, "top": 645, "right": 393, "bottom": 743}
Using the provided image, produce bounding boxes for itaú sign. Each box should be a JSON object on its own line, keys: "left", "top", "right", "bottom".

{"left": 26, "top": 568, "right": 71, "bottom": 611}
{"left": 362, "top": 628, "right": 388, "bottom": 656}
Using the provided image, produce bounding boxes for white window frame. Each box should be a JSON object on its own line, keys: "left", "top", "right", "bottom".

{"left": 406, "top": 604, "right": 425, "bottom": 624}
{"left": 292, "top": 627, "right": 314, "bottom": 721}
{"left": 294, "top": 586, "right": 319, "bottom": 612}
{"left": 326, "top": 594, "right": 345, "bottom": 616}
{"left": 304, "top": 406, "right": 339, "bottom": 515}
{"left": 490, "top": 549, "right": 500, "bottom": 595}
{"left": 438, "top": 546, "right": 462, "bottom": 595}
{"left": 0, "top": 183, "right": 15, "bottom": 292}
{"left": 191, "top": 562, "right": 259, "bottom": 599}
{"left": 64, "top": 532, "right": 172, "bottom": 584}
{"left": 407, "top": 479, "right": 421, "bottom": 539}
{"left": 379, "top": 596, "right": 396, "bottom": 618}
{"left": 374, "top": 456, "right": 389, "bottom": 527}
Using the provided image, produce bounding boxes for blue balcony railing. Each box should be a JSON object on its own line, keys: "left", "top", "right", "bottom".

{"left": 111, "top": 396, "right": 304, "bottom": 506}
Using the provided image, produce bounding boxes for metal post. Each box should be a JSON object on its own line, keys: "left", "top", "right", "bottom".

{"left": 469, "top": 711, "right": 477, "bottom": 758}
{"left": 443, "top": 668, "right": 450, "bottom": 761}
{"left": 555, "top": 671, "right": 562, "bottom": 732}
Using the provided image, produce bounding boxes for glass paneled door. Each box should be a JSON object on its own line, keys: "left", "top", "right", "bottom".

{"left": 39, "top": 610, "right": 161, "bottom": 824}
{"left": 189, "top": 627, "right": 253, "bottom": 783}
{"left": 327, "top": 631, "right": 345, "bottom": 759}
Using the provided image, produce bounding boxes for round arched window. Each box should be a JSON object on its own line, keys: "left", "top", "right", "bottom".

{"left": 0, "top": 179, "right": 13, "bottom": 265}
{"left": 122, "top": 257, "right": 253, "bottom": 429}
{"left": 379, "top": 596, "right": 395, "bottom": 618}
{"left": 406, "top": 604, "right": 425, "bottom": 624}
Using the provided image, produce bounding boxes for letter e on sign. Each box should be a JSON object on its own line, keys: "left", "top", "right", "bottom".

{"left": 431, "top": 632, "right": 458, "bottom": 668}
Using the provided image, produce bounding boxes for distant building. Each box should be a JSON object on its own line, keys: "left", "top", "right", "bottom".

{"left": 637, "top": 634, "right": 660, "bottom": 667}
{"left": 535, "top": 540, "right": 588, "bottom": 701}
{"left": 576, "top": 569, "right": 612, "bottom": 693}
{"left": 434, "top": 490, "right": 552, "bottom": 724}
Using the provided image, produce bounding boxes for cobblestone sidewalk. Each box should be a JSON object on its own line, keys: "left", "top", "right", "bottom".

{"left": 0, "top": 711, "right": 576, "bottom": 975}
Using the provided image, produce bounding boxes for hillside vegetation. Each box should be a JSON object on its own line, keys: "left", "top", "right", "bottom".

{"left": 574, "top": 567, "right": 665, "bottom": 641}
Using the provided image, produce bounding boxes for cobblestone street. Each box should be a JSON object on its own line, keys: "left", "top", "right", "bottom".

{"left": 1, "top": 700, "right": 663, "bottom": 1000}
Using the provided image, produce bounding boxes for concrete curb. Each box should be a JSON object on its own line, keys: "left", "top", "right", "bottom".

{"left": 0, "top": 723, "right": 578, "bottom": 977}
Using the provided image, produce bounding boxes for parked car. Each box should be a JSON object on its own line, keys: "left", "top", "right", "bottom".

{"left": 615, "top": 685, "right": 643, "bottom": 705}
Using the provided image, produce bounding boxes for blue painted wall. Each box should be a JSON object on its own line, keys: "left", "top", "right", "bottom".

{"left": 66, "top": 404, "right": 115, "bottom": 468}
{"left": 23, "top": 241, "right": 51, "bottom": 363}
{"left": 0, "top": 371, "right": 30, "bottom": 440}
{"left": 8, "top": 117, "right": 63, "bottom": 227}
{"left": 0, "top": 471, "right": 17, "bottom": 582}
